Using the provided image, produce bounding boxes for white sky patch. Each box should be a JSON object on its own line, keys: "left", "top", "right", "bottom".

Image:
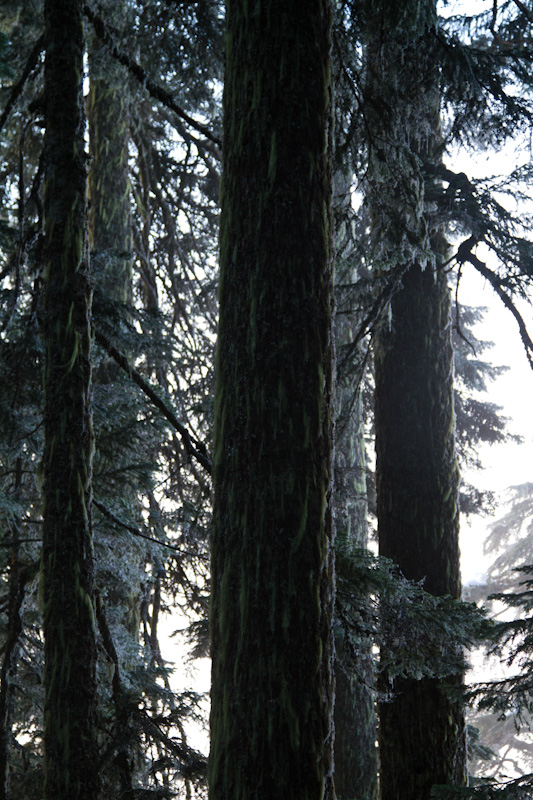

{"left": 458, "top": 266, "right": 533, "bottom": 586}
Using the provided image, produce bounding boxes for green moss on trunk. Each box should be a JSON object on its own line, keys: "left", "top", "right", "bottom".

{"left": 42, "top": 1, "right": 99, "bottom": 798}
{"left": 209, "top": 3, "right": 335, "bottom": 800}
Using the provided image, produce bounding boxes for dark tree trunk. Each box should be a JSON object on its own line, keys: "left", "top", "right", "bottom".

{"left": 42, "top": 1, "right": 99, "bottom": 798}
{"left": 209, "top": 3, "right": 335, "bottom": 800}
{"left": 366, "top": 2, "right": 467, "bottom": 798}
{"left": 375, "top": 262, "right": 466, "bottom": 800}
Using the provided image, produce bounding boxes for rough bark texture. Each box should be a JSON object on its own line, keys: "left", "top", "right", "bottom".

{"left": 42, "top": 1, "right": 99, "bottom": 798}
{"left": 367, "top": 2, "right": 467, "bottom": 798}
{"left": 375, "top": 264, "right": 466, "bottom": 800}
{"left": 209, "top": 3, "right": 335, "bottom": 800}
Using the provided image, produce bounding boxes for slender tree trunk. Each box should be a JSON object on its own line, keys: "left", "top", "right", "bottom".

{"left": 209, "top": 2, "right": 335, "bottom": 800}
{"left": 87, "top": 1, "right": 132, "bottom": 304}
{"left": 333, "top": 177, "right": 378, "bottom": 800}
{"left": 42, "top": 1, "right": 99, "bottom": 797}
{"left": 0, "top": 459, "right": 24, "bottom": 800}
{"left": 366, "top": 3, "right": 467, "bottom": 798}
{"left": 333, "top": 377, "right": 379, "bottom": 800}
{"left": 87, "top": 8, "right": 137, "bottom": 794}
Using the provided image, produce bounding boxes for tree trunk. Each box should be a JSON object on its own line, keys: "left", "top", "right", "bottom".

{"left": 333, "top": 176, "right": 378, "bottom": 800}
{"left": 87, "top": 1, "right": 132, "bottom": 304}
{"left": 42, "top": 1, "right": 99, "bottom": 797}
{"left": 86, "top": 6, "right": 137, "bottom": 794}
{"left": 375, "top": 262, "right": 466, "bottom": 800}
{"left": 367, "top": 3, "right": 467, "bottom": 798}
{"left": 209, "top": 3, "right": 335, "bottom": 800}
{"left": 333, "top": 381, "right": 378, "bottom": 800}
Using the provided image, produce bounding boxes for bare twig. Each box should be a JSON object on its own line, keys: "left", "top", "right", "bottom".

{"left": 93, "top": 498, "right": 207, "bottom": 559}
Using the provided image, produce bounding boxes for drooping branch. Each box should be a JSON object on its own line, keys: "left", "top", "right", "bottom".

{"left": 93, "top": 498, "right": 208, "bottom": 559}
{"left": 95, "top": 592, "right": 123, "bottom": 699}
{"left": 94, "top": 330, "right": 212, "bottom": 474}
{"left": 340, "top": 262, "right": 411, "bottom": 377}
{"left": 456, "top": 235, "right": 533, "bottom": 368}
{"left": 83, "top": 4, "right": 222, "bottom": 148}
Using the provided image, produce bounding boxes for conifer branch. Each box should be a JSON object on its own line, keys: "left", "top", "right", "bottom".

{"left": 94, "top": 330, "right": 212, "bottom": 474}
{"left": 456, "top": 235, "right": 533, "bottom": 369}
{"left": 83, "top": 4, "right": 222, "bottom": 148}
{"left": 0, "top": 35, "right": 44, "bottom": 135}
{"left": 342, "top": 263, "right": 411, "bottom": 361}
{"left": 93, "top": 498, "right": 207, "bottom": 559}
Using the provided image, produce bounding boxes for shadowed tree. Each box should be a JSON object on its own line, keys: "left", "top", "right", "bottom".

{"left": 367, "top": 2, "right": 467, "bottom": 798}
{"left": 208, "top": 2, "right": 336, "bottom": 799}
{"left": 41, "top": 0, "right": 99, "bottom": 797}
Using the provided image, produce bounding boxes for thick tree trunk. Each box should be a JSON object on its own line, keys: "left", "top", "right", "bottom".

{"left": 367, "top": 2, "right": 467, "bottom": 798}
{"left": 42, "top": 1, "right": 99, "bottom": 798}
{"left": 209, "top": 3, "right": 335, "bottom": 800}
{"left": 375, "top": 262, "right": 466, "bottom": 800}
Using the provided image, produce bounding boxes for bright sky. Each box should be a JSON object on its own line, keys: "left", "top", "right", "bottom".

{"left": 458, "top": 265, "right": 533, "bottom": 584}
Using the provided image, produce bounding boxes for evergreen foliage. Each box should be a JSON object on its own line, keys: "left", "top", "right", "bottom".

{"left": 0, "top": 0, "right": 532, "bottom": 796}
{"left": 0, "top": 0, "right": 222, "bottom": 795}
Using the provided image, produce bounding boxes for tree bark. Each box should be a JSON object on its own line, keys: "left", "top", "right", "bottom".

{"left": 42, "top": 1, "right": 99, "bottom": 797}
{"left": 375, "top": 262, "right": 466, "bottom": 800}
{"left": 209, "top": 3, "right": 335, "bottom": 800}
{"left": 333, "top": 384, "right": 378, "bottom": 800}
{"left": 367, "top": 3, "right": 468, "bottom": 798}
{"left": 86, "top": 4, "right": 137, "bottom": 794}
